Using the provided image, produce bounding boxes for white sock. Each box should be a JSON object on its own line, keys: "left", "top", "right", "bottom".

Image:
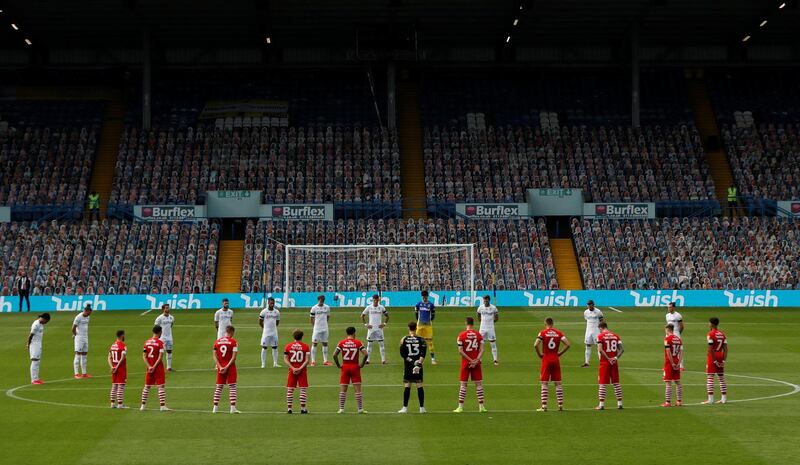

{"left": 584, "top": 346, "right": 592, "bottom": 364}
{"left": 322, "top": 346, "right": 329, "bottom": 362}
{"left": 261, "top": 348, "right": 268, "bottom": 366}
{"left": 679, "top": 358, "right": 684, "bottom": 369}
{"left": 721, "top": 394, "right": 727, "bottom": 402}
{"left": 73, "top": 355, "right": 80, "bottom": 375}
{"left": 310, "top": 346, "right": 317, "bottom": 363}
{"left": 166, "top": 353, "right": 173, "bottom": 369}
{"left": 272, "top": 348, "right": 279, "bottom": 365}
{"left": 707, "top": 394, "right": 714, "bottom": 402}
{"left": 366, "top": 342, "right": 373, "bottom": 361}
{"left": 80, "top": 355, "right": 87, "bottom": 374}
{"left": 30, "top": 360, "right": 40, "bottom": 381}
{"left": 379, "top": 341, "right": 386, "bottom": 361}
{"left": 599, "top": 401, "right": 605, "bottom": 408}
{"left": 490, "top": 341, "right": 498, "bottom": 361}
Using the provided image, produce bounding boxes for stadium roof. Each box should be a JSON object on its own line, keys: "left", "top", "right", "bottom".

{"left": 0, "top": 0, "right": 798, "bottom": 50}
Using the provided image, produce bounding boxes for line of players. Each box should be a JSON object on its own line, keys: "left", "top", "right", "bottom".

{"left": 24, "top": 293, "right": 728, "bottom": 413}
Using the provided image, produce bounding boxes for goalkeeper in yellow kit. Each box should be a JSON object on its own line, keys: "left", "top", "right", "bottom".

{"left": 414, "top": 290, "right": 437, "bottom": 365}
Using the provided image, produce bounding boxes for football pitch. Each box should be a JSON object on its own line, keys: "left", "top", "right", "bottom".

{"left": 1, "top": 306, "right": 799, "bottom": 465}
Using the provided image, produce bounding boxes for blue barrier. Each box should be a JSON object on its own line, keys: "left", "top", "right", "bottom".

{"left": 0, "top": 289, "right": 797, "bottom": 312}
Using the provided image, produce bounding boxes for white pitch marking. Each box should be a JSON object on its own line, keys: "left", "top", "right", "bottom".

{"left": 6, "top": 367, "right": 799, "bottom": 414}
{"left": 24, "top": 383, "right": 784, "bottom": 392}
{"left": 608, "top": 307, "right": 623, "bottom": 313}
{"left": 139, "top": 309, "right": 153, "bottom": 316}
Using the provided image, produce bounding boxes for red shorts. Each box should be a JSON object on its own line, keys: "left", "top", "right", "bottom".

{"left": 111, "top": 368, "right": 127, "bottom": 384}
{"left": 663, "top": 363, "right": 681, "bottom": 381}
{"left": 540, "top": 358, "right": 561, "bottom": 382}
{"left": 340, "top": 364, "right": 362, "bottom": 385}
{"left": 287, "top": 369, "right": 309, "bottom": 388}
{"left": 706, "top": 355, "right": 725, "bottom": 374}
{"left": 216, "top": 365, "right": 238, "bottom": 385}
{"left": 598, "top": 362, "right": 620, "bottom": 384}
{"left": 460, "top": 362, "right": 483, "bottom": 382}
{"left": 145, "top": 365, "right": 165, "bottom": 386}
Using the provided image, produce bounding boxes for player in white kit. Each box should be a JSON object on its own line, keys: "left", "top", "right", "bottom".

{"left": 361, "top": 294, "right": 389, "bottom": 364}
{"left": 72, "top": 304, "right": 93, "bottom": 378}
{"left": 259, "top": 297, "right": 282, "bottom": 368}
{"left": 477, "top": 295, "right": 500, "bottom": 365}
{"left": 26, "top": 313, "right": 51, "bottom": 384}
{"left": 582, "top": 300, "right": 604, "bottom": 367}
{"left": 665, "top": 302, "right": 685, "bottom": 369}
{"left": 309, "top": 294, "right": 332, "bottom": 366}
{"left": 214, "top": 298, "right": 234, "bottom": 339}
{"left": 154, "top": 304, "right": 175, "bottom": 371}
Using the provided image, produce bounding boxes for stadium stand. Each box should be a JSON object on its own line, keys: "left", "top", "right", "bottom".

{"left": 0, "top": 101, "right": 105, "bottom": 219}
{"left": 241, "top": 218, "right": 556, "bottom": 293}
{"left": 572, "top": 216, "right": 800, "bottom": 290}
{"left": 124, "top": 71, "right": 384, "bottom": 129}
{"left": 0, "top": 220, "right": 219, "bottom": 296}
{"left": 422, "top": 124, "right": 717, "bottom": 206}
{"left": 707, "top": 70, "right": 800, "bottom": 125}
{"left": 721, "top": 123, "right": 800, "bottom": 203}
{"left": 420, "top": 69, "right": 693, "bottom": 127}
{"left": 108, "top": 125, "right": 401, "bottom": 215}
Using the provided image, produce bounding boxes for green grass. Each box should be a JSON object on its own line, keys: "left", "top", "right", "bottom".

{"left": 1, "top": 306, "right": 799, "bottom": 465}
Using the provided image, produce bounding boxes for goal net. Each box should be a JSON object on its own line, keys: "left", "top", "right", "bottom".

{"left": 283, "top": 243, "right": 475, "bottom": 307}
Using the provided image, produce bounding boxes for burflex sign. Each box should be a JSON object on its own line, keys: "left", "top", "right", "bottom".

{"left": 134, "top": 205, "right": 202, "bottom": 221}
{"left": 584, "top": 203, "right": 655, "bottom": 219}
{"left": 457, "top": 203, "right": 528, "bottom": 218}
{"left": 260, "top": 204, "right": 334, "bottom": 221}
{"left": 272, "top": 205, "right": 327, "bottom": 220}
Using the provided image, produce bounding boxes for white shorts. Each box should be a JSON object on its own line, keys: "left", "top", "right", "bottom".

{"left": 217, "top": 329, "right": 227, "bottom": 339}
{"left": 585, "top": 331, "right": 600, "bottom": 346}
{"left": 367, "top": 328, "right": 384, "bottom": 342}
{"left": 162, "top": 339, "right": 173, "bottom": 351}
{"left": 261, "top": 334, "right": 279, "bottom": 348}
{"left": 312, "top": 330, "right": 329, "bottom": 343}
{"left": 29, "top": 343, "right": 42, "bottom": 360}
{"left": 480, "top": 329, "right": 496, "bottom": 341}
{"left": 74, "top": 338, "right": 89, "bottom": 353}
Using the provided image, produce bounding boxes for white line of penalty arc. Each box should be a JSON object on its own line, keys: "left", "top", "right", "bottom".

{"left": 21, "top": 383, "right": 787, "bottom": 392}
{"left": 7, "top": 367, "right": 799, "bottom": 414}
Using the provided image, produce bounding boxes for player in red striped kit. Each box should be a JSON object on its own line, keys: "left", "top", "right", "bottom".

{"left": 108, "top": 330, "right": 128, "bottom": 409}
{"left": 534, "top": 317, "right": 570, "bottom": 412}
{"left": 662, "top": 324, "right": 683, "bottom": 407}
{"left": 703, "top": 317, "right": 728, "bottom": 405}
{"left": 595, "top": 321, "right": 624, "bottom": 410}
{"left": 213, "top": 325, "right": 240, "bottom": 414}
{"left": 140, "top": 325, "right": 169, "bottom": 411}
{"left": 284, "top": 329, "right": 311, "bottom": 414}
{"left": 333, "top": 326, "right": 368, "bottom": 413}
{"left": 453, "top": 317, "right": 486, "bottom": 413}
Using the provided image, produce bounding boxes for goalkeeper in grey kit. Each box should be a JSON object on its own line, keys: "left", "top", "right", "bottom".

{"left": 398, "top": 321, "right": 427, "bottom": 413}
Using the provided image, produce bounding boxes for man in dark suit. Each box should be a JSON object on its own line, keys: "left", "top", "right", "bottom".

{"left": 15, "top": 270, "right": 31, "bottom": 312}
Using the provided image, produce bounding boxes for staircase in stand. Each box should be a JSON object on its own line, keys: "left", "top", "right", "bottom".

{"left": 551, "top": 238, "right": 583, "bottom": 290}
{"left": 397, "top": 79, "right": 427, "bottom": 219}
{"left": 215, "top": 240, "right": 245, "bottom": 293}
{"left": 87, "top": 97, "right": 125, "bottom": 219}
{"left": 686, "top": 75, "right": 735, "bottom": 216}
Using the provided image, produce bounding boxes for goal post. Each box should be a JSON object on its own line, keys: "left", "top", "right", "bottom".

{"left": 282, "top": 243, "right": 475, "bottom": 308}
